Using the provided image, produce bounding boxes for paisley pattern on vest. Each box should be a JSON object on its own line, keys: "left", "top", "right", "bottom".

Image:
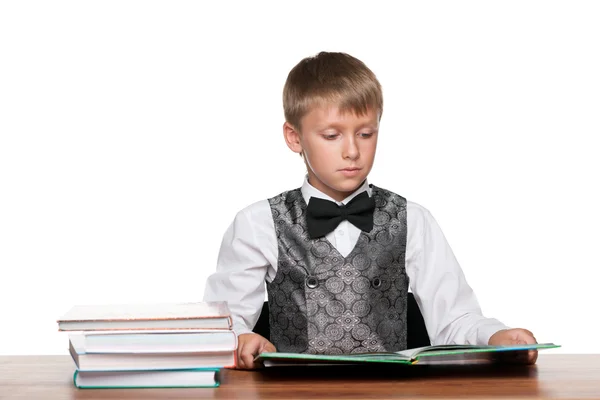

{"left": 266, "top": 185, "right": 408, "bottom": 354}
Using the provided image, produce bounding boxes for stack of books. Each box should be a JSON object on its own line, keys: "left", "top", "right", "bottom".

{"left": 57, "top": 301, "right": 236, "bottom": 389}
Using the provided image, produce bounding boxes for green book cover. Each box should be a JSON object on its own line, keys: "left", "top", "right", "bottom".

{"left": 257, "top": 343, "right": 560, "bottom": 366}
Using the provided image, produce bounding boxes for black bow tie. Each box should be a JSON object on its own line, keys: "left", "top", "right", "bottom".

{"left": 306, "top": 191, "right": 376, "bottom": 239}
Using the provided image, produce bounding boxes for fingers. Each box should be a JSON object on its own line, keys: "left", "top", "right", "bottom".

{"left": 527, "top": 349, "right": 538, "bottom": 365}
{"left": 513, "top": 329, "right": 538, "bottom": 365}
{"left": 521, "top": 328, "right": 534, "bottom": 337}
{"left": 518, "top": 329, "right": 537, "bottom": 345}
{"left": 488, "top": 328, "right": 539, "bottom": 365}
{"left": 496, "top": 349, "right": 529, "bottom": 365}
{"left": 260, "top": 340, "right": 277, "bottom": 353}
{"left": 503, "top": 328, "right": 537, "bottom": 345}
{"left": 236, "top": 336, "right": 258, "bottom": 369}
{"left": 235, "top": 334, "right": 271, "bottom": 370}
{"left": 240, "top": 346, "right": 258, "bottom": 369}
{"left": 502, "top": 349, "right": 538, "bottom": 365}
{"left": 249, "top": 340, "right": 276, "bottom": 369}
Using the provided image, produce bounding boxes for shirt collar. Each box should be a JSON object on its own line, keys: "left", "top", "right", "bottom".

{"left": 300, "top": 175, "right": 372, "bottom": 206}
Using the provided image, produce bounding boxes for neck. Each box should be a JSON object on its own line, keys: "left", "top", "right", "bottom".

{"left": 307, "top": 174, "right": 362, "bottom": 202}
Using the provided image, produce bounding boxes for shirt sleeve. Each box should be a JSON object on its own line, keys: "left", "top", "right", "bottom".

{"left": 202, "top": 202, "right": 274, "bottom": 336}
{"left": 406, "top": 204, "right": 510, "bottom": 345}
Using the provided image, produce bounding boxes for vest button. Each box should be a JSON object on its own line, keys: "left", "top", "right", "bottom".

{"left": 306, "top": 276, "right": 319, "bottom": 289}
{"left": 372, "top": 277, "right": 382, "bottom": 288}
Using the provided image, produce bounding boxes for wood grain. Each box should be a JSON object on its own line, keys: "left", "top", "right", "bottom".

{"left": 1, "top": 354, "right": 599, "bottom": 399}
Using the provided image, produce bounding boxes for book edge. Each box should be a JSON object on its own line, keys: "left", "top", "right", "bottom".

{"left": 72, "top": 368, "right": 220, "bottom": 388}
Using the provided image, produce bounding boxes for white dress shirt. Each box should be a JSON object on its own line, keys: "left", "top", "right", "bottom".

{"left": 203, "top": 178, "right": 509, "bottom": 345}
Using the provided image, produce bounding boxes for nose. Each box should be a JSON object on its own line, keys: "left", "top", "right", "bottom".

{"left": 342, "top": 135, "right": 359, "bottom": 160}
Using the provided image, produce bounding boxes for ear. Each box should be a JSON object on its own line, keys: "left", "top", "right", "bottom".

{"left": 283, "top": 122, "right": 303, "bottom": 155}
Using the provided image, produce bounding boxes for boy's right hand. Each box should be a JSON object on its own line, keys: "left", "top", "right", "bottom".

{"left": 236, "top": 333, "right": 277, "bottom": 370}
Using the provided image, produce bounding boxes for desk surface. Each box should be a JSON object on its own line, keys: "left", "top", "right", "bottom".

{"left": 1, "top": 355, "right": 599, "bottom": 399}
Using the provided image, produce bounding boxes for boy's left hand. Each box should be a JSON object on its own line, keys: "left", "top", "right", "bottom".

{"left": 488, "top": 328, "right": 538, "bottom": 364}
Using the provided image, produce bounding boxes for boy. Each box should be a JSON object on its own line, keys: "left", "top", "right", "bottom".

{"left": 203, "top": 52, "right": 538, "bottom": 369}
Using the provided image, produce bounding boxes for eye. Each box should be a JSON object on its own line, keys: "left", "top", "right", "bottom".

{"left": 322, "top": 133, "right": 339, "bottom": 140}
{"left": 359, "top": 132, "right": 374, "bottom": 138}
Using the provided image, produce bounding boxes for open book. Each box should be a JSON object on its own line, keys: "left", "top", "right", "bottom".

{"left": 257, "top": 343, "right": 560, "bottom": 366}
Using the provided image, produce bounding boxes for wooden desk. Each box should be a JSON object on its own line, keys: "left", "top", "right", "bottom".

{"left": 1, "top": 355, "right": 599, "bottom": 399}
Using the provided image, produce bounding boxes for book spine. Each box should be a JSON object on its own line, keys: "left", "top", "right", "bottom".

{"left": 73, "top": 370, "right": 79, "bottom": 388}
{"left": 229, "top": 348, "right": 238, "bottom": 369}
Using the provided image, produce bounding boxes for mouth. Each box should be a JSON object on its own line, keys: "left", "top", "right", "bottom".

{"left": 339, "top": 167, "right": 362, "bottom": 177}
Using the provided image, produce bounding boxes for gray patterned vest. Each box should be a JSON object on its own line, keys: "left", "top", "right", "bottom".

{"left": 266, "top": 185, "right": 408, "bottom": 354}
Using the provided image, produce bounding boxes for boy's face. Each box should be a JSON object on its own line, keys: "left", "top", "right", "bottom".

{"left": 283, "top": 105, "right": 379, "bottom": 202}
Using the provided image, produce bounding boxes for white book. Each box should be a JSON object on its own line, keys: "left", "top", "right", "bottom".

{"left": 57, "top": 301, "right": 232, "bottom": 331}
{"left": 73, "top": 369, "right": 220, "bottom": 388}
{"left": 75, "top": 329, "right": 237, "bottom": 353}
{"left": 69, "top": 335, "right": 236, "bottom": 371}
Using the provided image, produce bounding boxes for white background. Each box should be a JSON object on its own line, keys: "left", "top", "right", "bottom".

{"left": 1, "top": 1, "right": 598, "bottom": 355}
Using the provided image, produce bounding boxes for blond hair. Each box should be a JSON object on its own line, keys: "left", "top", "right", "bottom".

{"left": 283, "top": 52, "right": 383, "bottom": 131}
